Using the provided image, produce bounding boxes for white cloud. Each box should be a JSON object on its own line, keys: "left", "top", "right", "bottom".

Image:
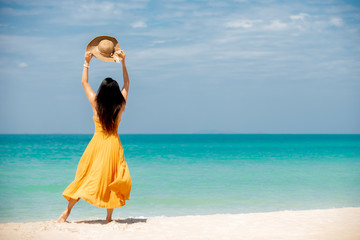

{"left": 133, "top": 45, "right": 202, "bottom": 60}
{"left": 82, "top": 2, "right": 114, "bottom": 13}
{"left": 77, "top": 2, "right": 121, "bottom": 20}
{"left": 290, "top": 13, "right": 309, "bottom": 21}
{"left": 152, "top": 40, "right": 166, "bottom": 44}
{"left": 213, "top": 50, "right": 273, "bottom": 60}
{"left": 118, "top": 1, "right": 149, "bottom": 10}
{"left": 0, "top": 7, "right": 40, "bottom": 16}
{"left": 226, "top": 20, "right": 252, "bottom": 28}
{"left": 330, "top": 17, "right": 343, "bottom": 27}
{"left": 225, "top": 19, "right": 261, "bottom": 28}
{"left": 44, "top": 1, "right": 149, "bottom": 27}
{"left": 131, "top": 21, "right": 147, "bottom": 28}
{"left": 18, "top": 62, "right": 28, "bottom": 67}
{"left": 266, "top": 20, "right": 287, "bottom": 30}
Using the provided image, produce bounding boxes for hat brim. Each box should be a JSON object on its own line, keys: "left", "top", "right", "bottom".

{"left": 86, "top": 36, "right": 121, "bottom": 62}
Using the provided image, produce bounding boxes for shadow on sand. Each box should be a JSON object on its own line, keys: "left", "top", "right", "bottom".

{"left": 74, "top": 218, "right": 147, "bottom": 225}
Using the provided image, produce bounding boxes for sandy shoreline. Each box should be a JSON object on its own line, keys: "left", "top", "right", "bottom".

{"left": 1, "top": 207, "right": 359, "bottom": 240}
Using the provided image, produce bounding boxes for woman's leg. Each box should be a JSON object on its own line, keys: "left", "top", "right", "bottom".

{"left": 106, "top": 209, "right": 114, "bottom": 223}
{"left": 57, "top": 198, "right": 79, "bottom": 223}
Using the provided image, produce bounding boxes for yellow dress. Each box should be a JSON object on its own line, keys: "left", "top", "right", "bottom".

{"left": 62, "top": 116, "right": 131, "bottom": 209}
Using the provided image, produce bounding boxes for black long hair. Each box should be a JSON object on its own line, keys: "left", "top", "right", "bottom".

{"left": 96, "top": 77, "right": 125, "bottom": 134}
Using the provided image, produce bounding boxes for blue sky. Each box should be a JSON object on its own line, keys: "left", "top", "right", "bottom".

{"left": 0, "top": 0, "right": 359, "bottom": 134}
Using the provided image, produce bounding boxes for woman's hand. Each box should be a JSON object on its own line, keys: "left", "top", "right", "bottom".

{"left": 114, "top": 50, "right": 126, "bottom": 63}
{"left": 84, "top": 51, "right": 93, "bottom": 65}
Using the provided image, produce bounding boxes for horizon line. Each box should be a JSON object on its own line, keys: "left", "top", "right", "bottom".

{"left": 1, "top": 133, "right": 359, "bottom": 135}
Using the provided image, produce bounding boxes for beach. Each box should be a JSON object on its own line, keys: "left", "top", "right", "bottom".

{"left": 1, "top": 207, "right": 359, "bottom": 240}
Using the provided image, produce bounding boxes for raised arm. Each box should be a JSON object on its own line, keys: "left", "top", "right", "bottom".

{"left": 115, "top": 50, "right": 129, "bottom": 102}
{"left": 82, "top": 51, "right": 97, "bottom": 109}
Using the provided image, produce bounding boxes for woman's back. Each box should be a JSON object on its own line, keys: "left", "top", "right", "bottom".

{"left": 93, "top": 115, "right": 121, "bottom": 136}
{"left": 92, "top": 102, "right": 125, "bottom": 132}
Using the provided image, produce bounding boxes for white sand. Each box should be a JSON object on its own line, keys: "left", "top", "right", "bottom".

{"left": 1, "top": 207, "right": 359, "bottom": 240}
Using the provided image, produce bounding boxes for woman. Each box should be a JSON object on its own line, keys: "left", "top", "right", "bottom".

{"left": 57, "top": 48, "right": 131, "bottom": 224}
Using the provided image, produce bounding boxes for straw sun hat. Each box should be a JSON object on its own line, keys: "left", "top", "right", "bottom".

{"left": 86, "top": 36, "right": 121, "bottom": 62}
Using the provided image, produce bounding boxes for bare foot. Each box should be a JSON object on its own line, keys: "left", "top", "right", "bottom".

{"left": 57, "top": 210, "right": 70, "bottom": 223}
{"left": 106, "top": 218, "right": 113, "bottom": 224}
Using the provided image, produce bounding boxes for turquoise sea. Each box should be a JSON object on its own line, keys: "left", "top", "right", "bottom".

{"left": 0, "top": 134, "right": 359, "bottom": 223}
